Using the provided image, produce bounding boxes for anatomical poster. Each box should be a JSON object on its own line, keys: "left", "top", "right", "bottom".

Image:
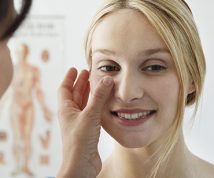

{"left": 0, "top": 15, "right": 65, "bottom": 178}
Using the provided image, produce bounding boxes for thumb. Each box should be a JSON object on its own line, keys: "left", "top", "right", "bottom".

{"left": 85, "top": 76, "right": 114, "bottom": 116}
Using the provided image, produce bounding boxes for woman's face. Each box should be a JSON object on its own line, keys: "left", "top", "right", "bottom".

{"left": 90, "top": 9, "right": 180, "bottom": 148}
{"left": 0, "top": 36, "right": 13, "bottom": 99}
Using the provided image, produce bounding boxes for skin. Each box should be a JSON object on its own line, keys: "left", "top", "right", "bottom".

{"left": 0, "top": 39, "right": 13, "bottom": 99}
{"left": 0, "top": 2, "right": 16, "bottom": 99}
{"left": 0, "top": 1, "right": 16, "bottom": 98}
{"left": 57, "top": 68, "right": 114, "bottom": 178}
{"left": 57, "top": 8, "right": 214, "bottom": 178}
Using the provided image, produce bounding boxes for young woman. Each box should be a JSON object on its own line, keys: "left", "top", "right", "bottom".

{"left": 0, "top": 0, "right": 32, "bottom": 99}
{"left": 57, "top": 0, "right": 214, "bottom": 178}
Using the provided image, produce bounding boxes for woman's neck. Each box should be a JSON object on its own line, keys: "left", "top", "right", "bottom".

{"left": 100, "top": 132, "right": 196, "bottom": 178}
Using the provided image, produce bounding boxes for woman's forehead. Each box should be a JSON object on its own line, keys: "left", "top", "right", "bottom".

{"left": 91, "top": 9, "right": 168, "bottom": 57}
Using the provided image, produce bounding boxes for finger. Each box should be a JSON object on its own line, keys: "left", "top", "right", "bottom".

{"left": 72, "top": 70, "right": 90, "bottom": 108}
{"left": 59, "top": 67, "right": 78, "bottom": 101}
{"left": 58, "top": 67, "right": 79, "bottom": 110}
{"left": 61, "top": 67, "right": 78, "bottom": 91}
{"left": 81, "top": 81, "right": 90, "bottom": 109}
{"left": 84, "top": 76, "right": 114, "bottom": 117}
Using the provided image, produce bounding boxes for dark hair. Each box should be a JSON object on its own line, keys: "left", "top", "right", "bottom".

{"left": 0, "top": 0, "right": 32, "bottom": 40}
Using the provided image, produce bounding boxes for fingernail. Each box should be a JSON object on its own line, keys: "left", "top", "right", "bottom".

{"left": 102, "top": 77, "right": 113, "bottom": 86}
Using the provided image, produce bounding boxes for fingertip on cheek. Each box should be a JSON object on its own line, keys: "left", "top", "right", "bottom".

{"left": 102, "top": 76, "right": 113, "bottom": 86}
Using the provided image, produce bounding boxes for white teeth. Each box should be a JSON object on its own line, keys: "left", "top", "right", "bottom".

{"left": 117, "top": 111, "right": 151, "bottom": 120}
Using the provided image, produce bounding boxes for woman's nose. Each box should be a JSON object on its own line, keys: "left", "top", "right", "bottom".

{"left": 114, "top": 71, "right": 144, "bottom": 103}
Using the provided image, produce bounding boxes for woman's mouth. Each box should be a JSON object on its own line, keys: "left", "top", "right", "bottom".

{"left": 110, "top": 109, "right": 157, "bottom": 126}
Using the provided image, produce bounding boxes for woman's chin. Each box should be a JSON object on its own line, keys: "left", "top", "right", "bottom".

{"left": 103, "top": 127, "right": 149, "bottom": 148}
{"left": 115, "top": 137, "right": 149, "bottom": 148}
{"left": 118, "top": 141, "right": 146, "bottom": 148}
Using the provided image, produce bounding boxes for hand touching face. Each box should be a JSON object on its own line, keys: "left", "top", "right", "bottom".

{"left": 57, "top": 68, "right": 114, "bottom": 178}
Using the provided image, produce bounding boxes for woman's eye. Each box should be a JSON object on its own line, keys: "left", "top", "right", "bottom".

{"left": 143, "top": 65, "right": 166, "bottom": 72}
{"left": 97, "top": 65, "right": 120, "bottom": 72}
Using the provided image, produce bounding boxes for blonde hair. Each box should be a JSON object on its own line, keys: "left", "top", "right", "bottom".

{"left": 84, "top": 0, "right": 206, "bottom": 177}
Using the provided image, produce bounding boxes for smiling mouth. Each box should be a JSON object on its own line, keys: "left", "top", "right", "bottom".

{"left": 111, "top": 110, "right": 157, "bottom": 120}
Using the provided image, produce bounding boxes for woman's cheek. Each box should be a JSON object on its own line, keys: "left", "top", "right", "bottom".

{"left": 89, "top": 72, "right": 103, "bottom": 94}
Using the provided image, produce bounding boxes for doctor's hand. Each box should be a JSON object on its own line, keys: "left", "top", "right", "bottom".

{"left": 57, "top": 67, "right": 114, "bottom": 178}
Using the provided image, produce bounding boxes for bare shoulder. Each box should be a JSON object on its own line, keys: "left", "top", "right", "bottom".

{"left": 96, "top": 157, "right": 112, "bottom": 178}
{"left": 198, "top": 158, "right": 214, "bottom": 176}
{"left": 192, "top": 154, "right": 214, "bottom": 178}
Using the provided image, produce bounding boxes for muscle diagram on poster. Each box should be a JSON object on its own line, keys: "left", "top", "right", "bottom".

{"left": 0, "top": 15, "right": 65, "bottom": 178}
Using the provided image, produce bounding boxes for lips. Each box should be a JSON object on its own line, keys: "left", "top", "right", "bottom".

{"left": 111, "top": 109, "right": 157, "bottom": 121}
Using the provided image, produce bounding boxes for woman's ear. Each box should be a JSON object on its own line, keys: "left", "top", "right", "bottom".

{"left": 187, "top": 80, "right": 195, "bottom": 95}
{"left": 186, "top": 79, "right": 196, "bottom": 105}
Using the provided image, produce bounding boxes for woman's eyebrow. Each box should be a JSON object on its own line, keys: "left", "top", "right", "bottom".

{"left": 92, "top": 49, "right": 116, "bottom": 56}
{"left": 142, "top": 48, "right": 170, "bottom": 56}
{"left": 92, "top": 48, "right": 170, "bottom": 56}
